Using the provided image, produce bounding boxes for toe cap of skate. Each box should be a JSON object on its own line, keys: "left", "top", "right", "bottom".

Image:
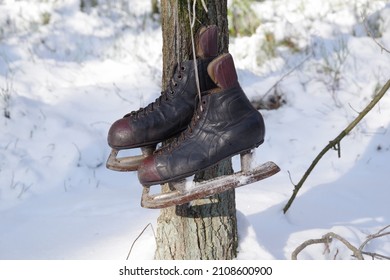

{"left": 138, "top": 156, "right": 162, "bottom": 186}
{"left": 107, "top": 118, "right": 133, "bottom": 149}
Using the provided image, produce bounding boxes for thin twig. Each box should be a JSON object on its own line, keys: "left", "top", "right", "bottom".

{"left": 359, "top": 225, "right": 390, "bottom": 251}
{"left": 126, "top": 223, "right": 156, "bottom": 260}
{"left": 287, "top": 170, "right": 296, "bottom": 186}
{"left": 259, "top": 55, "right": 312, "bottom": 102}
{"left": 283, "top": 79, "right": 390, "bottom": 214}
{"left": 361, "top": 251, "right": 390, "bottom": 260}
{"left": 362, "top": 14, "right": 390, "bottom": 54}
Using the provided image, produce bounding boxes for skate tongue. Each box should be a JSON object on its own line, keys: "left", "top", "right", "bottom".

{"left": 207, "top": 53, "right": 239, "bottom": 90}
{"left": 196, "top": 25, "right": 218, "bottom": 59}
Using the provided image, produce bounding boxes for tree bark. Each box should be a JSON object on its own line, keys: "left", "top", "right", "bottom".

{"left": 155, "top": 0, "right": 238, "bottom": 260}
{"left": 161, "top": 0, "right": 229, "bottom": 89}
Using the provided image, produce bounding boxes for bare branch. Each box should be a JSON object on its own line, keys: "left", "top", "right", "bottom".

{"left": 323, "top": 232, "right": 363, "bottom": 260}
{"left": 291, "top": 232, "right": 363, "bottom": 260}
{"left": 359, "top": 225, "right": 390, "bottom": 252}
{"left": 291, "top": 236, "right": 329, "bottom": 260}
{"left": 361, "top": 251, "right": 390, "bottom": 260}
{"left": 292, "top": 226, "right": 390, "bottom": 260}
{"left": 283, "top": 79, "right": 390, "bottom": 214}
{"left": 362, "top": 15, "right": 390, "bottom": 54}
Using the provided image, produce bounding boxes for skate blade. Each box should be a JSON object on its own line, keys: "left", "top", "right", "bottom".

{"left": 106, "top": 146, "right": 155, "bottom": 172}
{"left": 141, "top": 160, "right": 280, "bottom": 209}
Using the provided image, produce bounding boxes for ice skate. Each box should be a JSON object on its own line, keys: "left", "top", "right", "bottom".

{"left": 138, "top": 53, "right": 280, "bottom": 208}
{"left": 106, "top": 25, "right": 219, "bottom": 171}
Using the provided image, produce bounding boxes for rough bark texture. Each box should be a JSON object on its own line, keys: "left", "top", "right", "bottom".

{"left": 155, "top": 0, "right": 238, "bottom": 260}
{"left": 161, "top": 0, "right": 229, "bottom": 89}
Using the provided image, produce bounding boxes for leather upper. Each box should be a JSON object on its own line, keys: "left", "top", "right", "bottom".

{"left": 138, "top": 85, "right": 265, "bottom": 185}
{"left": 107, "top": 58, "right": 216, "bottom": 149}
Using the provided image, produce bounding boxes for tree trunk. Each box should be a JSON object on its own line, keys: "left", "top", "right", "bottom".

{"left": 155, "top": 0, "right": 238, "bottom": 260}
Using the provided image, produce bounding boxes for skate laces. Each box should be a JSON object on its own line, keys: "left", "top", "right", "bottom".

{"left": 185, "top": 97, "right": 205, "bottom": 136}
{"left": 156, "top": 96, "right": 206, "bottom": 155}
{"left": 188, "top": 0, "right": 203, "bottom": 112}
{"left": 125, "top": 64, "right": 185, "bottom": 119}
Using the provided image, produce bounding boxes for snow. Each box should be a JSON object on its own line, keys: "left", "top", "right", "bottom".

{"left": 0, "top": 0, "right": 389, "bottom": 260}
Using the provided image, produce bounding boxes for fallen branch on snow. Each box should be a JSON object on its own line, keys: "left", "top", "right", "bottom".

{"left": 292, "top": 225, "right": 390, "bottom": 260}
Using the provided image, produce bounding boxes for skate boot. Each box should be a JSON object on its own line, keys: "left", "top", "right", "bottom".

{"left": 106, "top": 25, "right": 218, "bottom": 171}
{"left": 138, "top": 53, "right": 280, "bottom": 208}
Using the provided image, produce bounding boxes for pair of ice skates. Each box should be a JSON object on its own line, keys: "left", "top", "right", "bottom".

{"left": 106, "top": 25, "right": 280, "bottom": 209}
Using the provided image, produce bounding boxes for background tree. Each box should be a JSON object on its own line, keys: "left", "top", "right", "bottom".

{"left": 154, "top": 0, "right": 237, "bottom": 260}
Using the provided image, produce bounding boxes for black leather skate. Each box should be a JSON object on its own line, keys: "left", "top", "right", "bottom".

{"left": 106, "top": 25, "right": 218, "bottom": 171}
{"left": 138, "top": 53, "right": 280, "bottom": 208}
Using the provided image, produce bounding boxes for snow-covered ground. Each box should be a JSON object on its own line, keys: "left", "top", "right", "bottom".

{"left": 0, "top": 0, "right": 389, "bottom": 260}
